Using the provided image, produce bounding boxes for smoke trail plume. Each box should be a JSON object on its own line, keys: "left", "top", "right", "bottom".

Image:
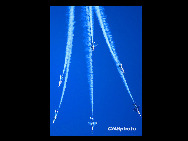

{"left": 60, "top": 6, "right": 76, "bottom": 81}
{"left": 53, "top": 6, "right": 75, "bottom": 124}
{"left": 94, "top": 6, "right": 135, "bottom": 103}
{"left": 85, "top": 6, "right": 94, "bottom": 117}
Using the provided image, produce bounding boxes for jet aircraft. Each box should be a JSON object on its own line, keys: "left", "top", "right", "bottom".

{"left": 133, "top": 103, "right": 140, "bottom": 112}
{"left": 58, "top": 75, "right": 63, "bottom": 87}
{"left": 119, "top": 64, "right": 125, "bottom": 73}
{"left": 133, "top": 103, "right": 141, "bottom": 116}
{"left": 91, "top": 41, "right": 98, "bottom": 51}
{"left": 53, "top": 110, "right": 58, "bottom": 123}
{"left": 88, "top": 117, "right": 97, "bottom": 131}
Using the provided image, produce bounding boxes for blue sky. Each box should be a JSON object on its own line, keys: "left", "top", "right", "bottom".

{"left": 50, "top": 6, "right": 142, "bottom": 136}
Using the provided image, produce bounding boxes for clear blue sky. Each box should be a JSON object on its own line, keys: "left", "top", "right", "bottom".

{"left": 50, "top": 6, "right": 142, "bottom": 136}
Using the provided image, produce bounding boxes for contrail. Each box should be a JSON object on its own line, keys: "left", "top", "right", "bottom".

{"left": 89, "top": 6, "right": 94, "bottom": 44}
{"left": 60, "top": 6, "right": 75, "bottom": 85}
{"left": 94, "top": 6, "right": 135, "bottom": 103}
{"left": 85, "top": 6, "right": 94, "bottom": 117}
{"left": 53, "top": 6, "right": 75, "bottom": 124}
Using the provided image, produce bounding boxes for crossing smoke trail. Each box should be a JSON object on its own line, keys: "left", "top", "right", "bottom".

{"left": 94, "top": 6, "right": 135, "bottom": 104}
{"left": 53, "top": 6, "right": 75, "bottom": 124}
{"left": 85, "top": 6, "right": 94, "bottom": 117}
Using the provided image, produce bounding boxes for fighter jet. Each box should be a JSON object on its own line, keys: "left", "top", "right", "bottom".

{"left": 119, "top": 64, "right": 125, "bottom": 73}
{"left": 133, "top": 103, "right": 141, "bottom": 116}
{"left": 88, "top": 117, "right": 97, "bottom": 131}
{"left": 58, "top": 75, "right": 63, "bottom": 87}
{"left": 91, "top": 41, "right": 98, "bottom": 51}
{"left": 53, "top": 110, "right": 58, "bottom": 123}
{"left": 133, "top": 103, "right": 140, "bottom": 112}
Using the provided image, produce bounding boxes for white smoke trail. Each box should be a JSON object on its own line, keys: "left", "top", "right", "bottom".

{"left": 94, "top": 6, "right": 135, "bottom": 103}
{"left": 85, "top": 6, "right": 94, "bottom": 117}
{"left": 53, "top": 6, "right": 75, "bottom": 124}
{"left": 60, "top": 6, "right": 76, "bottom": 84}
{"left": 89, "top": 6, "right": 94, "bottom": 44}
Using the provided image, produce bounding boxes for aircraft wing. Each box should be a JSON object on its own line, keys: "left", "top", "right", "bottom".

{"left": 88, "top": 122, "right": 92, "bottom": 126}
{"left": 93, "top": 122, "right": 97, "bottom": 127}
